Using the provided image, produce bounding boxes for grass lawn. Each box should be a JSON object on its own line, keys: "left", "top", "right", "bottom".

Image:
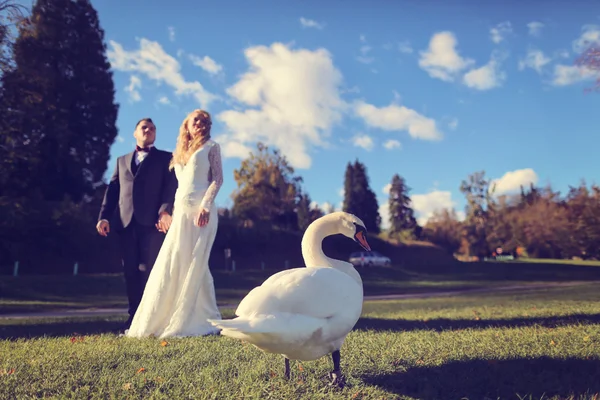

{"left": 1, "top": 284, "right": 600, "bottom": 399}
{"left": 2, "top": 259, "right": 600, "bottom": 315}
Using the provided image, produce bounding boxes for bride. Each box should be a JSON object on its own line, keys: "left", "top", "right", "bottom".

{"left": 126, "top": 109, "right": 223, "bottom": 338}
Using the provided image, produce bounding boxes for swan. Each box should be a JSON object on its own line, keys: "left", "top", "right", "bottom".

{"left": 208, "top": 211, "right": 370, "bottom": 388}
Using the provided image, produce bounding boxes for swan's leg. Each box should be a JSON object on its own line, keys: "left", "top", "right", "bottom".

{"left": 328, "top": 350, "right": 346, "bottom": 388}
{"left": 284, "top": 357, "right": 291, "bottom": 379}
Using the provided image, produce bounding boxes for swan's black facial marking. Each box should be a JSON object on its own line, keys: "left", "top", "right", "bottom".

{"left": 353, "top": 223, "right": 370, "bottom": 251}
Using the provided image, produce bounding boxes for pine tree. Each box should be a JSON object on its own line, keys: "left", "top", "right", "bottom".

{"left": 342, "top": 160, "right": 380, "bottom": 233}
{"left": 387, "top": 174, "right": 418, "bottom": 238}
{"left": 0, "top": 0, "right": 118, "bottom": 202}
{"left": 342, "top": 162, "right": 356, "bottom": 213}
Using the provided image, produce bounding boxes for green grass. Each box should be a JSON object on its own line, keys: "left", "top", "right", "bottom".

{"left": 507, "top": 258, "right": 600, "bottom": 267}
{"left": 1, "top": 285, "right": 600, "bottom": 399}
{"left": 3, "top": 259, "right": 600, "bottom": 315}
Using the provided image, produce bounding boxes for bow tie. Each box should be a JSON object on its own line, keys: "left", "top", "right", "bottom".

{"left": 136, "top": 145, "right": 151, "bottom": 153}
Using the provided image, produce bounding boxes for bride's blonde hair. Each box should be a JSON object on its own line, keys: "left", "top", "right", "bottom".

{"left": 169, "top": 109, "right": 212, "bottom": 170}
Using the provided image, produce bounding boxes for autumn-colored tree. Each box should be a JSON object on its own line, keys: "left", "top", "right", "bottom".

{"left": 421, "top": 208, "right": 462, "bottom": 255}
{"left": 485, "top": 194, "right": 517, "bottom": 254}
{"left": 565, "top": 181, "right": 600, "bottom": 259}
{"left": 232, "top": 142, "right": 303, "bottom": 230}
{"left": 575, "top": 46, "right": 600, "bottom": 92}
{"left": 513, "top": 186, "right": 573, "bottom": 259}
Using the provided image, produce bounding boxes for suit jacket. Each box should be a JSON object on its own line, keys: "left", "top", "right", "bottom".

{"left": 98, "top": 147, "right": 177, "bottom": 230}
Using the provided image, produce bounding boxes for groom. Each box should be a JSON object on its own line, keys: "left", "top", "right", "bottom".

{"left": 97, "top": 118, "right": 177, "bottom": 331}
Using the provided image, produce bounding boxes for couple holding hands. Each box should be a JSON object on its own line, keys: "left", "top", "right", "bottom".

{"left": 97, "top": 109, "right": 223, "bottom": 338}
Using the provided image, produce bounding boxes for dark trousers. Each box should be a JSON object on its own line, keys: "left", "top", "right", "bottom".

{"left": 117, "top": 218, "right": 166, "bottom": 324}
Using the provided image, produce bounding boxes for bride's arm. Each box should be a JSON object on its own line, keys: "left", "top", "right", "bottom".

{"left": 199, "top": 143, "right": 224, "bottom": 212}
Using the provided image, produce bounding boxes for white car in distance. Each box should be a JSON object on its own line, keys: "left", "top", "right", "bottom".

{"left": 349, "top": 251, "right": 391, "bottom": 267}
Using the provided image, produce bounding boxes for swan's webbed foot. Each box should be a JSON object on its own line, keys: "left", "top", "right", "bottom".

{"left": 284, "top": 357, "right": 291, "bottom": 379}
{"left": 328, "top": 370, "right": 346, "bottom": 388}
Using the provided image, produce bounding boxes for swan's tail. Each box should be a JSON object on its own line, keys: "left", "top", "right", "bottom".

{"left": 208, "top": 313, "right": 323, "bottom": 349}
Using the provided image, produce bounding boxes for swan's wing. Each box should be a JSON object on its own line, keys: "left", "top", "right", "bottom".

{"left": 235, "top": 267, "right": 362, "bottom": 319}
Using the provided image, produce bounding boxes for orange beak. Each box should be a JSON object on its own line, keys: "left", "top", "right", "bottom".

{"left": 354, "top": 230, "right": 371, "bottom": 251}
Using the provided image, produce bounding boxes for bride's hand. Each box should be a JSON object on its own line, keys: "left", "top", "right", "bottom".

{"left": 195, "top": 209, "right": 210, "bottom": 227}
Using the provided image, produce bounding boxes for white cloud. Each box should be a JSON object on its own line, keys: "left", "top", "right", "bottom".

{"left": 490, "top": 21, "right": 513, "bottom": 44}
{"left": 527, "top": 21, "right": 544, "bottom": 37}
{"left": 299, "top": 17, "right": 325, "bottom": 30}
{"left": 383, "top": 139, "right": 401, "bottom": 150}
{"left": 357, "top": 35, "right": 374, "bottom": 64}
{"left": 490, "top": 168, "right": 539, "bottom": 194}
{"left": 215, "top": 43, "right": 345, "bottom": 169}
{"left": 379, "top": 203, "right": 390, "bottom": 230}
{"left": 382, "top": 183, "right": 391, "bottom": 194}
{"left": 116, "top": 135, "right": 125, "bottom": 143}
{"left": 310, "top": 201, "right": 333, "bottom": 213}
{"left": 398, "top": 40, "right": 414, "bottom": 54}
{"left": 549, "top": 26, "right": 600, "bottom": 86}
{"left": 518, "top": 49, "right": 551, "bottom": 73}
{"left": 158, "top": 96, "right": 170, "bottom": 105}
{"left": 411, "top": 190, "right": 458, "bottom": 226}
{"left": 107, "top": 38, "right": 217, "bottom": 109}
{"left": 352, "top": 134, "right": 374, "bottom": 151}
{"left": 355, "top": 100, "right": 443, "bottom": 141}
{"left": 572, "top": 25, "right": 600, "bottom": 54}
{"left": 189, "top": 54, "right": 223, "bottom": 75}
{"left": 419, "top": 31, "right": 474, "bottom": 82}
{"left": 125, "top": 75, "right": 142, "bottom": 102}
{"left": 168, "top": 26, "right": 175, "bottom": 42}
{"left": 447, "top": 117, "right": 458, "bottom": 130}
{"left": 462, "top": 52, "right": 507, "bottom": 90}
{"left": 551, "top": 64, "right": 598, "bottom": 86}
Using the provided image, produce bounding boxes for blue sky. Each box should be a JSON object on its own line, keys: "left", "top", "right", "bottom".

{"left": 89, "top": 0, "right": 600, "bottom": 227}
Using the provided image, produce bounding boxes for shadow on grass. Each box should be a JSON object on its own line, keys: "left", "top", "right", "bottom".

{"left": 0, "top": 317, "right": 125, "bottom": 340}
{"left": 355, "top": 313, "right": 600, "bottom": 332}
{"left": 362, "top": 356, "right": 600, "bottom": 399}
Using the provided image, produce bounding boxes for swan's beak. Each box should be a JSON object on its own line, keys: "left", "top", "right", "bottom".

{"left": 354, "top": 230, "right": 371, "bottom": 251}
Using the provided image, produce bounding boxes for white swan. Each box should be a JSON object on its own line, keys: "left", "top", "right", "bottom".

{"left": 208, "top": 212, "right": 370, "bottom": 387}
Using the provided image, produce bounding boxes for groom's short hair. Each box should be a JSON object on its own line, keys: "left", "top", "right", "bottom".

{"left": 135, "top": 118, "right": 154, "bottom": 129}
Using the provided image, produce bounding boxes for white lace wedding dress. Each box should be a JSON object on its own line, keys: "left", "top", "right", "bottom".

{"left": 126, "top": 139, "right": 223, "bottom": 338}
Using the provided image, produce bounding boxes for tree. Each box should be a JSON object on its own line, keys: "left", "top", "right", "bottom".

{"left": 232, "top": 142, "right": 303, "bottom": 230}
{"left": 0, "top": 0, "right": 118, "bottom": 202}
{"left": 0, "top": 0, "right": 27, "bottom": 75}
{"left": 387, "top": 174, "right": 418, "bottom": 239}
{"left": 421, "top": 208, "right": 462, "bottom": 255}
{"left": 460, "top": 171, "right": 492, "bottom": 257}
{"left": 342, "top": 160, "right": 380, "bottom": 233}
{"left": 565, "top": 181, "right": 600, "bottom": 259}
{"left": 575, "top": 46, "right": 600, "bottom": 92}
{"left": 342, "top": 162, "right": 357, "bottom": 213}
{"left": 296, "top": 191, "right": 324, "bottom": 231}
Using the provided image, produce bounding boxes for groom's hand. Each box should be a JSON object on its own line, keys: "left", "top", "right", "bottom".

{"left": 195, "top": 209, "right": 210, "bottom": 227}
{"left": 96, "top": 220, "right": 110, "bottom": 236}
{"left": 156, "top": 212, "right": 172, "bottom": 233}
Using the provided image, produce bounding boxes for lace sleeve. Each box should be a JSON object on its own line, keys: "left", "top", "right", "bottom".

{"left": 199, "top": 143, "right": 224, "bottom": 211}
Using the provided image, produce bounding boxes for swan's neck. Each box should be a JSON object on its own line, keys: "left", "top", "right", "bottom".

{"left": 301, "top": 217, "right": 363, "bottom": 287}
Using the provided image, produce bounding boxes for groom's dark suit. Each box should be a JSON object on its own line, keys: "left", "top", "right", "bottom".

{"left": 98, "top": 146, "right": 177, "bottom": 325}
